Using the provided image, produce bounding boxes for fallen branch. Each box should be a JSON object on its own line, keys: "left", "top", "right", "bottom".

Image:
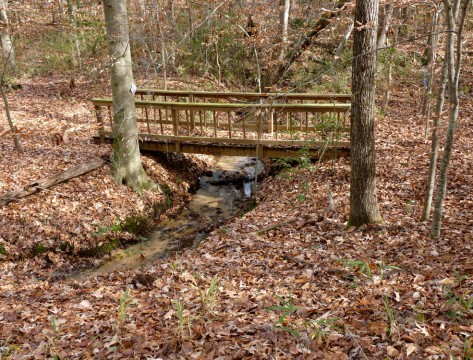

{"left": 251, "top": 217, "right": 299, "bottom": 236}
{"left": 0, "top": 158, "right": 107, "bottom": 207}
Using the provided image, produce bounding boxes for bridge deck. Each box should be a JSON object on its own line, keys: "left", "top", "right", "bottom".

{"left": 92, "top": 91, "right": 351, "bottom": 159}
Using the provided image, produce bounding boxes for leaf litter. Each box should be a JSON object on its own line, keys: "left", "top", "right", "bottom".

{"left": 0, "top": 60, "right": 473, "bottom": 360}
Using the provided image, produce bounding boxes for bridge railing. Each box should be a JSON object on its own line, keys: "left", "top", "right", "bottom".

{"left": 134, "top": 89, "right": 352, "bottom": 105}
{"left": 92, "top": 98, "right": 351, "bottom": 156}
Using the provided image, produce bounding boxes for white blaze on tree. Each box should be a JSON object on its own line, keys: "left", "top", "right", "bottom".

{"left": 102, "top": 0, "right": 159, "bottom": 193}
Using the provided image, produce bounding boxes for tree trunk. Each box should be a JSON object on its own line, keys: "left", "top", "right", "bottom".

{"left": 277, "top": 0, "right": 349, "bottom": 80}
{"left": 382, "top": 17, "right": 399, "bottom": 114}
{"left": 421, "top": 8, "right": 439, "bottom": 121}
{"left": 421, "top": 55, "right": 448, "bottom": 221}
{"left": 431, "top": 0, "right": 469, "bottom": 238}
{"left": 155, "top": 1, "right": 167, "bottom": 90}
{"left": 278, "top": 0, "right": 291, "bottom": 62}
{"left": 335, "top": 19, "right": 354, "bottom": 57}
{"left": 1, "top": 80, "right": 19, "bottom": 149}
{"left": 377, "top": 3, "right": 393, "bottom": 49}
{"left": 66, "top": 0, "right": 76, "bottom": 16}
{"left": 102, "top": 0, "right": 159, "bottom": 193}
{"left": 0, "top": 0, "right": 15, "bottom": 71}
{"left": 348, "top": 0, "right": 383, "bottom": 227}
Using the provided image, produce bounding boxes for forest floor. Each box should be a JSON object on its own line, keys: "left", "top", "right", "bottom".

{"left": 1, "top": 64, "right": 473, "bottom": 359}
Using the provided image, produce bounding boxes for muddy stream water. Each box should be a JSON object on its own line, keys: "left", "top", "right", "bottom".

{"left": 78, "top": 156, "right": 263, "bottom": 277}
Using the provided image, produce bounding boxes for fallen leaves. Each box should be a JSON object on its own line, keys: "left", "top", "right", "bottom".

{"left": 1, "top": 42, "right": 473, "bottom": 360}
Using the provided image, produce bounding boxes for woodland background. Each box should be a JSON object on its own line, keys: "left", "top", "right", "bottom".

{"left": 0, "top": 0, "right": 472, "bottom": 358}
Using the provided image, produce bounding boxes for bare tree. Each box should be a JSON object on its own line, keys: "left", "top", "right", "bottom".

{"left": 335, "top": 19, "right": 354, "bottom": 57}
{"left": 0, "top": 0, "right": 15, "bottom": 70}
{"left": 348, "top": 0, "right": 383, "bottom": 226}
{"left": 1, "top": 61, "right": 18, "bottom": 149}
{"left": 421, "top": 4, "right": 440, "bottom": 125}
{"left": 431, "top": 0, "right": 469, "bottom": 238}
{"left": 421, "top": 40, "right": 449, "bottom": 221}
{"left": 278, "top": 0, "right": 291, "bottom": 62}
{"left": 377, "top": 3, "right": 393, "bottom": 49}
{"left": 102, "top": 0, "right": 159, "bottom": 193}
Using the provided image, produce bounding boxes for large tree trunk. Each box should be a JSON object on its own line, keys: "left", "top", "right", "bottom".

{"left": 102, "top": 0, "right": 159, "bottom": 193}
{"left": 431, "top": 0, "right": 469, "bottom": 238}
{"left": 0, "top": 0, "right": 15, "bottom": 70}
{"left": 348, "top": 0, "right": 383, "bottom": 227}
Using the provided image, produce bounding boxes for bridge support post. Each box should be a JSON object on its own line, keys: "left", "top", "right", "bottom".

{"left": 257, "top": 144, "right": 264, "bottom": 159}
{"left": 172, "top": 109, "right": 181, "bottom": 152}
{"left": 189, "top": 94, "right": 195, "bottom": 130}
{"left": 95, "top": 106, "right": 105, "bottom": 143}
{"left": 268, "top": 108, "right": 274, "bottom": 135}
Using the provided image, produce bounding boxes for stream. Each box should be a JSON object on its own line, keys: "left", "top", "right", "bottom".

{"left": 79, "top": 156, "right": 264, "bottom": 277}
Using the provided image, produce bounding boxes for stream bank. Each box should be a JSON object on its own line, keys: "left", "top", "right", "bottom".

{"left": 76, "top": 156, "right": 265, "bottom": 277}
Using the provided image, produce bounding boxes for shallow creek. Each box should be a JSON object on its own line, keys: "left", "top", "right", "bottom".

{"left": 80, "top": 156, "right": 264, "bottom": 276}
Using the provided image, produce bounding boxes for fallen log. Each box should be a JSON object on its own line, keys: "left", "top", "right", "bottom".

{"left": 0, "top": 158, "right": 107, "bottom": 207}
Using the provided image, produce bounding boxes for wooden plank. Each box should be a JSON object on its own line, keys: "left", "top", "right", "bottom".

{"left": 91, "top": 99, "right": 351, "bottom": 113}
{"left": 134, "top": 133, "right": 351, "bottom": 147}
{"left": 145, "top": 105, "right": 150, "bottom": 133}
{"left": 134, "top": 118, "right": 349, "bottom": 133}
{"left": 138, "top": 141, "right": 350, "bottom": 159}
{"left": 95, "top": 106, "right": 104, "bottom": 143}
{"left": 133, "top": 89, "right": 352, "bottom": 102}
{"left": 96, "top": 134, "right": 350, "bottom": 159}
{"left": 268, "top": 108, "right": 274, "bottom": 134}
{"left": 213, "top": 111, "right": 217, "bottom": 137}
{"left": 158, "top": 108, "right": 163, "bottom": 134}
{"left": 189, "top": 94, "right": 195, "bottom": 129}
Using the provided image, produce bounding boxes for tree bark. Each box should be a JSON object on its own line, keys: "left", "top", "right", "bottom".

{"left": 66, "top": 0, "right": 76, "bottom": 17}
{"left": 377, "top": 3, "right": 393, "bottom": 49}
{"left": 421, "top": 8, "right": 439, "bottom": 120}
{"left": 348, "top": 0, "right": 383, "bottom": 227}
{"left": 1, "top": 78, "right": 19, "bottom": 149}
{"left": 278, "top": 0, "right": 291, "bottom": 62}
{"left": 421, "top": 54, "right": 448, "bottom": 221}
{"left": 335, "top": 19, "right": 354, "bottom": 57}
{"left": 431, "top": 0, "right": 469, "bottom": 238}
{"left": 102, "top": 0, "right": 159, "bottom": 193}
{"left": 382, "top": 9, "right": 402, "bottom": 114}
{"left": 0, "top": 0, "right": 15, "bottom": 70}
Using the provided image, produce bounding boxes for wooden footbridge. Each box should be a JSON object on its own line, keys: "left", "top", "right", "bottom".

{"left": 92, "top": 89, "right": 351, "bottom": 159}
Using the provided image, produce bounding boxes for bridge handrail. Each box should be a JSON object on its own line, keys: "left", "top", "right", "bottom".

{"left": 92, "top": 97, "right": 351, "bottom": 156}
{"left": 91, "top": 98, "right": 351, "bottom": 113}
{"left": 134, "top": 89, "right": 352, "bottom": 103}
